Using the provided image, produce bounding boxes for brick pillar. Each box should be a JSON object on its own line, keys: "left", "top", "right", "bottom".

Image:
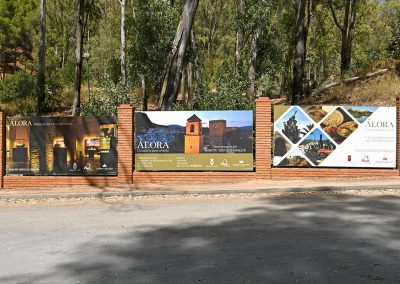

{"left": 0, "top": 110, "right": 5, "bottom": 188}
{"left": 397, "top": 97, "right": 400, "bottom": 175}
{"left": 117, "top": 104, "right": 134, "bottom": 183}
{"left": 255, "top": 97, "right": 272, "bottom": 179}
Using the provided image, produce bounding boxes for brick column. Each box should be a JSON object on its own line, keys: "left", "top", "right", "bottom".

{"left": 0, "top": 110, "right": 5, "bottom": 188}
{"left": 117, "top": 104, "right": 134, "bottom": 183}
{"left": 397, "top": 97, "right": 400, "bottom": 175}
{"left": 255, "top": 97, "right": 272, "bottom": 179}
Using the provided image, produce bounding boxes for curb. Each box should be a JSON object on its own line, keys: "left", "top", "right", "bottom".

{"left": 1, "top": 184, "right": 400, "bottom": 201}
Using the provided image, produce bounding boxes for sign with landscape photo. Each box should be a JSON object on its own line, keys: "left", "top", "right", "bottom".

{"left": 6, "top": 116, "right": 118, "bottom": 176}
{"left": 135, "top": 111, "right": 253, "bottom": 171}
{"left": 273, "top": 106, "right": 396, "bottom": 168}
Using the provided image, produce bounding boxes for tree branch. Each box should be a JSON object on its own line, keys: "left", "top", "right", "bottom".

{"left": 349, "top": 0, "right": 357, "bottom": 30}
{"left": 328, "top": 0, "right": 344, "bottom": 31}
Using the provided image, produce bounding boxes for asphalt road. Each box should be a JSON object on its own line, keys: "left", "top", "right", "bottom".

{"left": 1, "top": 191, "right": 400, "bottom": 283}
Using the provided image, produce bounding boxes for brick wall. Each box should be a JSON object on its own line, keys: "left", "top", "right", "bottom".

{"left": 0, "top": 111, "right": 5, "bottom": 188}
{"left": 255, "top": 97, "right": 271, "bottom": 179}
{"left": 117, "top": 104, "right": 134, "bottom": 183}
{"left": 1, "top": 98, "right": 399, "bottom": 189}
{"left": 397, "top": 97, "right": 400, "bottom": 171}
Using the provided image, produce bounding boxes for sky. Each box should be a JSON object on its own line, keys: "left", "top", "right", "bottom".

{"left": 275, "top": 106, "right": 314, "bottom": 131}
{"left": 139, "top": 111, "right": 253, "bottom": 127}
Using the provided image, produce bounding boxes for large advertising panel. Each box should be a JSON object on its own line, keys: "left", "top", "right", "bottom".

{"left": 135, "top": 111, "right": 253, "bottom": 171}
{"left": 6, "top": 116, "right": 117, "bottom": 176}
{"left": 273, "top": 106, "right": 396, "bottom": 168}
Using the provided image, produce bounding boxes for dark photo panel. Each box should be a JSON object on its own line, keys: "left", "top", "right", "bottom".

{"left": 6, "top": 116, "right": 118, "bottom": 176}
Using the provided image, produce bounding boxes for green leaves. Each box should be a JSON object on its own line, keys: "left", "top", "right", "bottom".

{"left": 0, "top": 71, "right": 37, "bottom": 102}
{"left": 80, "top": 76, "right": 136, "bottom": 116}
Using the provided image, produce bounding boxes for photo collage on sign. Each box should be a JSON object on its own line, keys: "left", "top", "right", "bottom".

{"left": 273, "top": 105, "right": 377, "bottom": 167}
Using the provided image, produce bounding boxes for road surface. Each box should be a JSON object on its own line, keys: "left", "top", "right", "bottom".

{"left": 1, "top": 190, "right": 400, "bottom": 283}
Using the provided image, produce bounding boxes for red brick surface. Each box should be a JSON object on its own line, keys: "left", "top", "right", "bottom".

{"left": 0, "top": 111, "right": 5, "bottom": 188}
{"left": 255, "top": 97, "right": 271, "bottom": 179}
{"left": 397, "top": 97, "right": 400, "bottom": 175}
{"left": 117, "top": 104, "right": 134, "bottom": 183}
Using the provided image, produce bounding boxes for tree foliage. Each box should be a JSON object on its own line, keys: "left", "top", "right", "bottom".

{"left": 0, "top": 0, "right": 399, "bottom": 115}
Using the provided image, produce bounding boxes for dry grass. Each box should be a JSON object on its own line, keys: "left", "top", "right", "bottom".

{"left": 304, "top": 70, "right": 400, "bottom": 106}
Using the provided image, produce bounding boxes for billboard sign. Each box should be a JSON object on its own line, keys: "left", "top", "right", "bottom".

{"left": 135, "top": 111, "right": 253, "bottom": 171}
{"left": 273, "top": 106, "right": 396, "bottom": 168}
{"left": 6, "top": 116, "right": 117, "bottom": 176}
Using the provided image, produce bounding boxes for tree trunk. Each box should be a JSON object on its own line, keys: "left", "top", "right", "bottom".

{"left": 158, "top": 0, "right": 199, "bottom": 111}
{"left": 61, "top": 25, "right": 69, "bottom": 68}
{"left": 187, "top": 62, "right": 193, "bottom": 105}
{"left": 235, "top": 0, "right": 244, "bottom": 76}
{"left": 120, "top": 0, "right": 127, "bottom": 85}
{"left": 247, "top": 28, "right": 261, "bottom": 98}
{"left": 140, "top": 74, "right": 147, "bottom": 111}
{"left": 38, "top": 0, "right": 46, "bottom": 114}
{"left": 291, "top": 0, "right": 307, "bottom": 104}
{"left": 1, "top": 50, "right": 5, "bottom": 80}
{"left": 72, "top": 0, "right": 85, "bottom": 116}
{"left": 190, "top": 29, "right": 201, "bottom": 83}
{"left": 280, "top": 50, "right": 292, "bottom": 97}
{"left": 13, "top": 48, "right": 17, "bottom": 73}
{"left": 2, "top": 52, "right": 5, "bottom": 80}
{"left": 329, "top": 0, "right": 357, "bottom": 76}
{"left": 341, "top": 30, "right": 353, "bottom": 73}
{"left": 181, "top": 68, "right": 186, "bottom": 103}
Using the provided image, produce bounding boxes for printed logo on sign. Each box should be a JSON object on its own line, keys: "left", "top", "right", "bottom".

{"left": 366, "top": 120, "right": 394, "bottom": 128}
{"left": 361, "top": 156, "right": 370, "bottom": 163}
{"left": 9, "top": 120, "right": 32, "bottom": 127}
{"left": 221, "top": 159, "right": 229, "bottom": 166}
{"left": 137, "top": 141, "right": 170, "bottom": 149}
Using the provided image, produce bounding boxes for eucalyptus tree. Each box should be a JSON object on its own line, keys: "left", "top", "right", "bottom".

{"left": 119, "top": 0, "right": 127, "bottom": 85}
{"left": 158, "top": 0, "right": 199, "bottom": 110}
{"left": 37, "top": 0, "right": 46, "bottom": 113}
{"left": 328, "top": 0, "right": 359, "bottom": 76}
{"left": 291, "top": 0, "right": 314, "bottom": 104}
{"left": 72, "top": 0, "right": 95, "bottom": 116}
{"left": 128, "top": 0, "right": 178, "bottom": 110}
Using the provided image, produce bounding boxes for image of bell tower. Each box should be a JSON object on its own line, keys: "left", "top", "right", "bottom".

{"left": 184, "top": 114, "right": 204, "bottom": 154}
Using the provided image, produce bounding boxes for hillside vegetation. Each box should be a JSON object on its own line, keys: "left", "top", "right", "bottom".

{"left": 0, "top": 0, "right": 399, "bottom": 115}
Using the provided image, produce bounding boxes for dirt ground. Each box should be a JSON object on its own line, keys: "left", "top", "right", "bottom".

{"left": 1, "top": 176, "right": 400, "bottom": 207}
{"left": 1, "top": 188, "right": 400, "bottom": 283}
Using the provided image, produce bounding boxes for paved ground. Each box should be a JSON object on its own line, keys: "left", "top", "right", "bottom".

{"left": 1, "top": 189, "right": 400, "bottom": 283}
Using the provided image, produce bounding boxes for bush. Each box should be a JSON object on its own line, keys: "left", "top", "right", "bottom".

{"left": 43, "top": 70, "right": 65, "bottom": 112}
{"left": 16, "top": 97, "right": 37, "bottom": 116}
{"left": 173, "top": 61, "right": 255, "bottom": 111}
{"left": 0, "top": 71, "right": 37, "bottom": 102}
{"left": 81, "top": 76, "right": 136, "bottom": 116}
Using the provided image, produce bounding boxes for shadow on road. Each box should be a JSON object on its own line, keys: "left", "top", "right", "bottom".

{"left": 2, "top": 192, "right": 400, "bottom": 283}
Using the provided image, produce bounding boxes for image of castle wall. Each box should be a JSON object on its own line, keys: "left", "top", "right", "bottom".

{"left": 209, "top": 120, "right": 226, "bottom": 146}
